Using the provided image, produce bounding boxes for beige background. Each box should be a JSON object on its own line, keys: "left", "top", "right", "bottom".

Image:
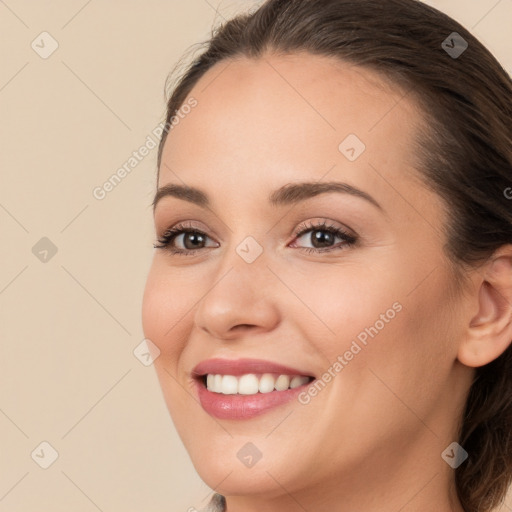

{"left": 0, "top": 1, "right": 511, "bottom": 510}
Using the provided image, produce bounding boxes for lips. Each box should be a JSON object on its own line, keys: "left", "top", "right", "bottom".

{"left": 192, "top": 358, "right": 315, "bottom": 379}
{"left": 191, "top": 358, "right": 316, "bottom": 420}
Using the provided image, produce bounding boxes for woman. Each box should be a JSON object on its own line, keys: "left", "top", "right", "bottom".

{"left": 142, "top": 0, "right": 512, "bottom": 511}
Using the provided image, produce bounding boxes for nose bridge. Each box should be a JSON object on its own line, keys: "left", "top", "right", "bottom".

{"left": 193, "top": 234, "right": 280, "bottom": 338}
{"left": 214, "top": 223, "right": 271, "bottom": 283}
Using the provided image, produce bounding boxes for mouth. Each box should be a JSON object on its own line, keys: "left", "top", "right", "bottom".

{"left": 191, "top": 358, "right": 316, "bottom": 420}
{"left": 199, "top": 373, "right": 315, "bottom": 395}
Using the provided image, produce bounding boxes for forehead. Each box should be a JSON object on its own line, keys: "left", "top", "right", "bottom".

{"left": 159, "top": 52, "right": 429, "bottom": 212}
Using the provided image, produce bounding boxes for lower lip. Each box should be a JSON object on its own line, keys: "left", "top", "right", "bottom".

{"left": 195, "top": 378, "right": 313, "bottom": 420}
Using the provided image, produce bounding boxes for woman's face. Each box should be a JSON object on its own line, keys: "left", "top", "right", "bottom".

{"left": 142, "top": 53, "right": 472, "bottom": 507}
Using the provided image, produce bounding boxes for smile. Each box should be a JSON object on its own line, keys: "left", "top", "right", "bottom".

{"left": 192, "top": 358, "right": 316, "bottom": 420}
{"left": 205, "top": 373, "right": 312, "bottom": 395}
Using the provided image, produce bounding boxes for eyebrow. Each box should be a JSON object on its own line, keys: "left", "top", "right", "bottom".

{"left": 152, "top": 181, "right": 383, "bottom": 212}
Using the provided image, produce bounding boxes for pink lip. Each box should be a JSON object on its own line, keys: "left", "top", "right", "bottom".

{"left": 192, "top": 358, "right": 314, "bottom": 378}
{"left": 191, "top": 358, "right": 315, "bottom": 420}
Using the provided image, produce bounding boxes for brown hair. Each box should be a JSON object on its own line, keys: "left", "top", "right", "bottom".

{"left": 156, "top": 1, "right": 512, "bottom": 510}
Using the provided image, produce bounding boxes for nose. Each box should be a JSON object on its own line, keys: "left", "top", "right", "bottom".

{"left": 193, "top": 254, "right": 281, "bottom": 341}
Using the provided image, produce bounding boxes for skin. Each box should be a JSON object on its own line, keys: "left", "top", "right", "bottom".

{"left": 141, "top": 53, "right": 512, "bottom": 512}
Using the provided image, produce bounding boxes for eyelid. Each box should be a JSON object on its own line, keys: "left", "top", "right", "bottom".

{"left": 292, "top": 217, "right": 356, "bottom": 238}
{"left": 157, "top": 219, "right": 215, "bottom": 239}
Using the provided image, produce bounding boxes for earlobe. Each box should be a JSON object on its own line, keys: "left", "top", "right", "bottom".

{"left": 458, "top": 250, "right": 512, "bottom": 368}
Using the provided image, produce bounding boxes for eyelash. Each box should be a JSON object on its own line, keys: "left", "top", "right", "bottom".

{"left": 153, "top": 220, "right": 357, "bottom": 256}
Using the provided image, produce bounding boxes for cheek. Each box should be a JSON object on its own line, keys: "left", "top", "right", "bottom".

{"left": 141, "top": 262, "right": 195, "bottom": 363}
{"left": 288, "top": 261, "right": 404, "bottom": 358}
{"left": 340, "top": 268, "right": 457, "bottom": 428}
{"left": 294, "top": 257, "right": 453, "bottom": 411}
{"left": 141, "top": 264, "right": 200, "bottom": 420}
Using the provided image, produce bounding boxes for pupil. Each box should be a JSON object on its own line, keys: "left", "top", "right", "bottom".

{"left": 184, "top": 232, "right": 204, "bottom": 249}
{"left": 312, "top": 230, "right": 333, "bottom": 248}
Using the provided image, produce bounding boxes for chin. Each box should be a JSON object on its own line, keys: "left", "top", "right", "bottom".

{"left": 193, "top": 458, "right": 292, "bottom": 498}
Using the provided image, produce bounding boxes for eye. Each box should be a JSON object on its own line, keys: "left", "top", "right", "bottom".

{"left": 153, "top": 219, "right": 358, "bottom": 256}
{"left": 153, "top": 221, "right": 219, "bottom": 256}
{"left": 290, "top": 219, "right": 357, "bottom": 253}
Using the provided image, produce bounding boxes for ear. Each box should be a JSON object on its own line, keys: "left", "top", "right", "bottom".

{"left": 457, "top": 246, "right": 512, "bottom": 368}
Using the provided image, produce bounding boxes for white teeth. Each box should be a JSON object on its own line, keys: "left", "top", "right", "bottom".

{"left": 275, "top": 375, "right": 290, "bottom": 391}
{"left": 238, "top": 374, "right": 259, "bottom": 395}
{"left": 221, "top": 375, "right": 238, "bottom": 394}
{"left": 290, "top": 376, "right": 308, "bottom": 388}
{"left": 205, "top": 373, "right": 311, "bottom": 395}
{"left": 259, "top": 373, "right": 275, "bottom": 393}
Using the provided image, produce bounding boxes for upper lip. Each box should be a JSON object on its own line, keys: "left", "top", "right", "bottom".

{"left": 192, "top": 358, "right": 315, "bottom": 378}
